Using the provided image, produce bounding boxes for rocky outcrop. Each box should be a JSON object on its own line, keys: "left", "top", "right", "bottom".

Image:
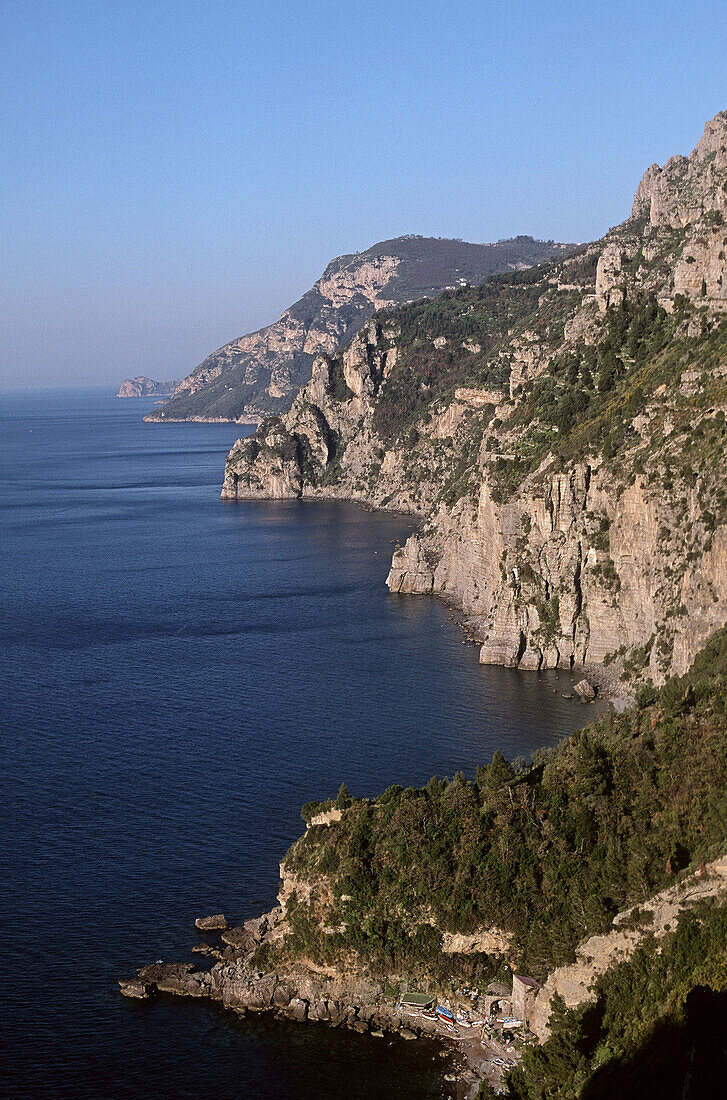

{"left": 195, "top": 913, "right": 228, "bottom": 931}
{"left": 441, "top": 928, "right": 513, "bottom": 955}
{"left": 147, "top": 236, "right": 574, "bottom": 424}
{"left": 117, "top": 376, "right": 179, "bottom": 398}
{"left": 221, "top": 112, "right": 727, "bottom": 694}
{"left": 120, "top": 904, "right": 508, "bottom": 1095}
{"left": 596, "top": 110, "right": 727, "bottom": 312}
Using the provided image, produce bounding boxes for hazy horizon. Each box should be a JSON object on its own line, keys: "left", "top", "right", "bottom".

{"left": 3, "top": 0, "right": 726, "bottom": 391}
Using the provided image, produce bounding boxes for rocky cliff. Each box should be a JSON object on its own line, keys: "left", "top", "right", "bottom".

{"left": 146, "top": 236, "right": 574, "bottom": 424}
{"left": 222, "top": 112, "right": 727, "bottom": 695}
{"left": 117, "top": 376, "right": 179, "bottom": 397}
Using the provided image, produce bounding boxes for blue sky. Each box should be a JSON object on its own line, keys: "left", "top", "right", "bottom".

{"left": 2, "top": 0, "right": 726, "bottom": 389}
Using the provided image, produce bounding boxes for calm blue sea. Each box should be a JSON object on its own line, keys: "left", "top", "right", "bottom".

{"left": 0, "top": 388, "right": 599, "bottom": 1099}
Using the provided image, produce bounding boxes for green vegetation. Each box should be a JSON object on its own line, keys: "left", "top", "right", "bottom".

{"left": 370, "top": 258, "right": 590, "bottom": 442}
{"left": 507, "top": 900, "right": 727, "bottom": 1099}
{"left": 269, "top": 627, "right": 727, "bottom": 986}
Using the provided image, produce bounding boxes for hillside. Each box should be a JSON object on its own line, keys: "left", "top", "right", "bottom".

{"left": 270, "top": 627, "right": 727, "bottom": 985}
{"left": 222, "top": 111, "right": 727, "bottom": 694}
{"left": 146, "top": 236, "right": 574, "bottom": 423}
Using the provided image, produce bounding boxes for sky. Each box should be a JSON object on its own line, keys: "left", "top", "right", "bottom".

{"left": 2, "top": 0, "right": 726, "bottom": 390}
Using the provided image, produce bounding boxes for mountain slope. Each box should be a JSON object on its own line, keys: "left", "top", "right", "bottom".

{"left": 146, "top": 236, "right": 574, "bottom": 423}
{"left": 222, "top": 111, "right": 727, "bottom": 694}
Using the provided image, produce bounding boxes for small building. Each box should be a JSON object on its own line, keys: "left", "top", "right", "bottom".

{"left": 398, "top": 991, "right": 434, "bottom": 1010}
{"left": 484, "top": 980, "right": 512, "bottom": 1020}
{"left": 512, "top": 974, "right": 540, "bottom": 1028}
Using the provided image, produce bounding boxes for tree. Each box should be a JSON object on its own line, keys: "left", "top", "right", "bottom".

{"left": 335, "top": 782, "right": 352, "bottom": 809}
{"left": 486, "top": 749, "right": 515, "bottom": 789}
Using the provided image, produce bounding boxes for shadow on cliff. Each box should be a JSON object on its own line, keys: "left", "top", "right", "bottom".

{"left": 581, "top": 986, "right": 727, "bottom": 1100}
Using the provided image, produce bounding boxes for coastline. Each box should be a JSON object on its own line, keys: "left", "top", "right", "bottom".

{"left": 144, "top": 412, "right": 261, "bottom": 424}
{"left": 219, "top": 484, "right": 627, "bottom": 709}
{"left": 119, "top": 852, "right": 727, "bottom": 1098}
{"left": 120, "top": 906, "right": 512, "bottom": 1099}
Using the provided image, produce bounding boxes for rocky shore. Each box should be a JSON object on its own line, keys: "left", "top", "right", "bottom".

{"left": 119, "top": 853, "right": 727, "bottom": 1097}
{"left": 120, "top": 905, "right": 516, "bottom": 1098}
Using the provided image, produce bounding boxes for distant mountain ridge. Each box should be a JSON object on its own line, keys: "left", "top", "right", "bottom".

{"left": 145, "top": 235, "right": 575, "bottom": 423}
{"left": 117, "top": 376, "right": 179, "bottom": 398}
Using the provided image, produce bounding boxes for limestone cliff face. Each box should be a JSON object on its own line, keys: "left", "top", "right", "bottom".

{"left": 596, "top": 110, "right": 727, "bottom": 314}
{"left": 387, "top": 460, "right": 727, "bottom": 687}
{"left": 147, "top": 236, "right": 574, "bottom": 423}
{"left": 222, "top": 113, "right": 727, "bottom": 693}
{"left": 156, "top": 255, "right": 401, "bottom": 423}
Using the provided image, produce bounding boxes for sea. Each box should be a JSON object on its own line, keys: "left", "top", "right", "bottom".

{"left": 1, "top": 388, "right": 602, "bottom": 1099}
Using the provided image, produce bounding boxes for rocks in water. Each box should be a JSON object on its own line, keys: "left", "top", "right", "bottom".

{"left": 400, "top": 1027, "right": 417, "bottom": 1040}
{"left": 195, "top": 914, "right": 228, "bottom": 931}
{"left": 138, "top": 961, "right": 195, "bottom": 982}
{"left": 134, "top": 961, "right": 207, "bottom": 998}
{"left": 574, "top": 678, "right": 597, "bottom": 701}
{"left": 118, "top": 979, "right": 150, "bottom": 999}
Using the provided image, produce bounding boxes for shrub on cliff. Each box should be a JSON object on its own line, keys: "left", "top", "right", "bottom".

{"left": 506, "top": 900, "right": 727, "bottom": 1100}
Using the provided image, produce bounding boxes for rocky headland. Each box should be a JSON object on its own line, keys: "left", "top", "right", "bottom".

{"left": 121, "top": 852, "right": 727, "bottom": 1096}
{"left": 120, "top": 645, "right": 727, "bottom": 1095}
{"left": 146, "top": 236, "right": 574, "bottom": 425}
{"left": 117, "top": 376, "right": 180, "bottom": 398}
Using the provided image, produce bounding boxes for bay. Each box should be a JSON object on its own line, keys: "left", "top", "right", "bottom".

{"left": 0, "top": 388, "right": 600, "bottom": 1098}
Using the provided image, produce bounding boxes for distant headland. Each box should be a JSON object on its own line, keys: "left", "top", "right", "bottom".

{"left": 117, "top": 376, "right": 180, "bottom": 398}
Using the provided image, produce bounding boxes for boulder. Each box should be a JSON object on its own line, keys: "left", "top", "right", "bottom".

{"left": 119, "top": 979, "right": 151, "bottom": 999}
{"left": 221, "top": 926, "right": 255, "bottom": 952}
{"left": 195, "top": 913, "right": 228, "bottom": 931}
{"left": 273, "top": 984, "right": 293, "bottom": 1008}
{"left": 574, "top": 678, "right": 597, "bottom": 701}
{"left": 287, "top": 997, "right": 309, "bottom": 1022}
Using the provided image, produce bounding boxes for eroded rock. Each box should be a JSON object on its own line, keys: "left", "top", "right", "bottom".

{"left": 195, "top": 914, "right": 228, "bottom": 931}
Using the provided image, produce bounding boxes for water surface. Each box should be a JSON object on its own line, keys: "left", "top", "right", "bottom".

{"left": 1, "top": 388, "right": 600, "bottom": 1098}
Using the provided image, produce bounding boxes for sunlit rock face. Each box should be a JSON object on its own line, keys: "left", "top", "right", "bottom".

{"left": 147, "top": 236, "right": 575, "bottom": 423}
{"left": 222, "top": 114, "right": 727, "bottom": 692}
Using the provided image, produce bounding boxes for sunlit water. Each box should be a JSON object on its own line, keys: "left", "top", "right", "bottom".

{"left": 0, "top": 388, "right": 601, "bottom": 1098}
